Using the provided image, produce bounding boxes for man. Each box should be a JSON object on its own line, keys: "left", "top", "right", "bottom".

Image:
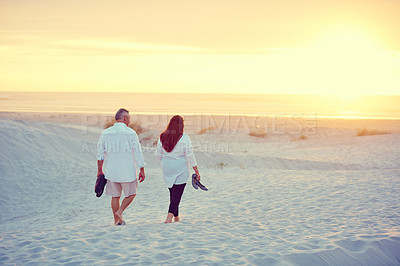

{"left": 97, "top": 108, "right": 146, "bottom": 225}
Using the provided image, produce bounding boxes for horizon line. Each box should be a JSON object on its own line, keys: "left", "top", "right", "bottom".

{"left": 1, "top": 91, "right": 400, "bottom": 97}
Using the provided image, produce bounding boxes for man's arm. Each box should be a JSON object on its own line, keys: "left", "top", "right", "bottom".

{"left": 97, "top": 160, "right": 104, "bottom": 177}
{"left": 132, "top": 133, "right": 146, "bottom": 182}
{"left": 132, "top": 133, "right": 145, "bottom": 168}
{"left": 96, "top": 134, "right": 106, "bottom": 177}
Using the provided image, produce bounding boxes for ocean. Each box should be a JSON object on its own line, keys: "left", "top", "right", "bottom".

{"left": 1, "top": 91, "right": 399, "bottom": 120}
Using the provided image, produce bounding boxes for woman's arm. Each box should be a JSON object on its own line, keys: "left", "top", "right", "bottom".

{"left": 184, "top": 135, "right": 200, "bottom": 180}
{"left": 155, "top": 138, "right": 163, "bottom": 161}
{"left": 193, "top": 165, "right": 200, "bottom": 181}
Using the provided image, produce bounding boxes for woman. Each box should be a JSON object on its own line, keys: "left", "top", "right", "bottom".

{"left": 155, "top": 115, "right": 200, "bottom": 223}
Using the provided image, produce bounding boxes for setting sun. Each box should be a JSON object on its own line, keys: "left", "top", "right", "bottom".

{"left": 294, "top": 29, "right": 399, "bottom": 96}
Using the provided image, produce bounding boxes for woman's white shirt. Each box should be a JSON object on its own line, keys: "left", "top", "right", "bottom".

{"left": 155, "top": 133, "right": 197, "bottom": 188}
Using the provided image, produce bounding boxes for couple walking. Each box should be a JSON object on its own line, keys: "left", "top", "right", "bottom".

{"left": 96, "top": 108, "right": 200, "bottom": 225}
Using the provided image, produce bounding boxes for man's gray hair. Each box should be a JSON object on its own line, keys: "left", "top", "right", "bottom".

{"left": 115, "top": 108, "right": 129, "bottom": 120}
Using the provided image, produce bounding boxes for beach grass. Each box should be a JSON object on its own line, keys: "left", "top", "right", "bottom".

{"left": 104, "top": 118, "right": 146, "bottom": 134}
{"left": 356, "top": 128, "right": 390, "bottom": 136}
{"left": 248, "top": 130, "right": 267, "bottom": 138}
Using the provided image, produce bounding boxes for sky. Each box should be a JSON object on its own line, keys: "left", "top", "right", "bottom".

{"left": 0, "top": 0, "right": 399, "bottom": 95}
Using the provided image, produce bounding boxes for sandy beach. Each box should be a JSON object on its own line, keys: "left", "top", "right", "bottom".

{"left": 0, "top": 112, "right": 399, "bottom": 265}
{"left": 2, "top": 0, "right": 400, "bottom": 263}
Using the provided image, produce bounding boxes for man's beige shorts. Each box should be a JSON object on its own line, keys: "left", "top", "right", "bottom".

{"left": 106, "top": 179, "right": 138, "bottom": 198}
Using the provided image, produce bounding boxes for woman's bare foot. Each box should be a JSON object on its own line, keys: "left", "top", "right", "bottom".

{"left": 174, "top": 216, "right": 180, "bottom": 222}
{"left": 164, "top": 213, "right": 174, "bottom": 223}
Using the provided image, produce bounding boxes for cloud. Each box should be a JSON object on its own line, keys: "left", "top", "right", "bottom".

{"left": 49, "top": 39, "right": 208, "bottom": 55}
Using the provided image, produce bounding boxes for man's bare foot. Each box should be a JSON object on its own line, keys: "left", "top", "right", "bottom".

{"left": 164, "top": 213, "right": 174, "bottom": 223}
{"left": 114, "top": 211, "right": 123, "bottom": 224}
{"left": 174, "top": 216, "right": 180, "bottom": 222}
{"left": 115, "top": 220, "right": 126, "bottom": 226}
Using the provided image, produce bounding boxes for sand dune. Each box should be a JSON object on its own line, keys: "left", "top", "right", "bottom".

{"left": 1, "top": 118, "right": 400, "bottom": 265}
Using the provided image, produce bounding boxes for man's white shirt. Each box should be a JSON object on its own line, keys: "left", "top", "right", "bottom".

{"left": 97, "top": 122, "right": 145, "bottom": 183}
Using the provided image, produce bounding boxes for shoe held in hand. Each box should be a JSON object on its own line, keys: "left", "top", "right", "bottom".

{"left": 192, "top": 173, "right": 208, "bottom": 191}
{"left": 95, "top": 174, "right": 107, "bottom": 197}
{"left": 192, "top": 173, "right": 199, "bottom": 189}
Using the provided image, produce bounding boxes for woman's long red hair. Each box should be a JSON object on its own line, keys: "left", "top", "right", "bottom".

{"left": 160, "top": 115, "right": 184, "bottom": 152}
